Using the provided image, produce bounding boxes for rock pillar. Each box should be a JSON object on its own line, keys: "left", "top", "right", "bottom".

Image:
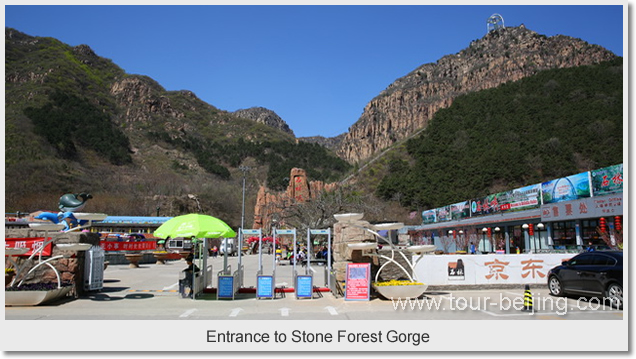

{"left": 332, "top": 219, "right": 378, "bottom": 285}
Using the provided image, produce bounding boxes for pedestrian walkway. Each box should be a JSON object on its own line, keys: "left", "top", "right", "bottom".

{"left": 103, "top": 253, "right": 329, "bottom": 297}
{"left": 5, "top": 253, "right": 623, "bottom": 321}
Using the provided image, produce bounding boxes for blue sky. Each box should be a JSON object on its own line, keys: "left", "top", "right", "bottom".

{"left": 5, "top": 5, "right": 624, "bottom": 138}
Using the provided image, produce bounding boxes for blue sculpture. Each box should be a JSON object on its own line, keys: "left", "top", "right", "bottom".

{"left": 35, "top": 193, "right": 93, "bottom": 231}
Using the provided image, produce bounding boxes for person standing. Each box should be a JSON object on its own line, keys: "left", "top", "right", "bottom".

{"left": 181, "top": 258, "right": 200, "bottom": 298}
{"left": 275, "top": 246, "right": 282, "bottom": 265}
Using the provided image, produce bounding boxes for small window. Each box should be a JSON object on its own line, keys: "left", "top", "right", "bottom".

{"left": 592, "top": 254, "right": 616, "bottom": 266}
{"left": 571, "top": 254, "right": 594, "bottom": 266}
{"left": 168, "top": 239, "right": 184, "bottom": 248}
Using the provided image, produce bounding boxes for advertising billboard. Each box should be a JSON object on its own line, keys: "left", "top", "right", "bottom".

{"left": 435, "top": 206, "right": 451, "bottom": 222}
{"left": 471, "top": 184, "right": 541, "bottom": 218}
{"left": 591, "top": 164, "right": 623, "bottom": 196}
{"left": 422, "top": 209, "right": 437, "bottom": 224}
{"left": 541, "top": 171, "right": 591, "bottom": 204}
{"left": 450, "top": 201, "right": 470, "bottom": 220}
{"left": 503, "top": 184, "right": 541, "bottom": 212}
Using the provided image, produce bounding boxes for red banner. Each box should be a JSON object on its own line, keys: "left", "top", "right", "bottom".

{"left": 100, "top": 241, "right": 157, "bottom": 252}
{"left": 5, "top": 237, "right": 53, "bottom": 257}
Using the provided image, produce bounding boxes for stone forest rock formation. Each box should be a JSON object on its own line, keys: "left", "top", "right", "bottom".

{"left": 252, "top": 168, "right": 338, "bottom": 231}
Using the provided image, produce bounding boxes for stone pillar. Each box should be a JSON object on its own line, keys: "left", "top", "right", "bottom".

{"left": 5, "top": 228, "right": 100, "bottom": 297}
{"left": 332, "top": 220, "right": 377, "bottom": 285}
{"left": 376, "top": 249, "right": 414, "bottom": 282}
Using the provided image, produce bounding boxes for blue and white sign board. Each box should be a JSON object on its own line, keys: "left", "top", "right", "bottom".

{"left": 217, "top": 275, "right": 235, "bottom": 299}
{"left": 276, "top": 229, "right": 295, "bottom": 235}
{"left": 296, "top": 275, "right": 313, "bottom": 299}
{"left": 242, "top": 229, "right": 261, "bottom": 235}
{"left": 257, "top": 275, "right": 275, "bottom": 299}
{"left": 310, "top": 229, "right": 330, "bottom": 235}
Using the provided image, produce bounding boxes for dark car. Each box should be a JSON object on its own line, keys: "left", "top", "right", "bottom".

{"left": 547, "top": 251, "right": 623, "bottom": 309}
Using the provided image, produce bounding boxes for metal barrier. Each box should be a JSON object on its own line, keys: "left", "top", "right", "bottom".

{"left": 84, "top": 245, "right": 105, "bottom": 291}
{"left": 327, "top": 268, "right": 343, "bottom": 298}
{"left": 232, "top": 265, "right": 242, "bottom": 293}
{"left": 205, "top": 265, "right": 213, "bottom": 287}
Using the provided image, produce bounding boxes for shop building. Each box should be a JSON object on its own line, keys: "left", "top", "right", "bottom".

{"left": 402, "top": 164, "right": 623, "bottom": 254}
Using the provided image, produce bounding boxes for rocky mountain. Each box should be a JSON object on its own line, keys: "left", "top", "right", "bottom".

{"left": 233, "top": 107, "right": 295, "bottom": 136}
{"left": 4, "top": 28, "right": 350, "bottom": 224}
{"left": 297, "top": 133, "right": 345, "bottom": 152}
{"left": 336, "top": 25, "right": 617, "bottom": 164}
{"left": 4, "top": 25, "right": 621, "bottom": 227}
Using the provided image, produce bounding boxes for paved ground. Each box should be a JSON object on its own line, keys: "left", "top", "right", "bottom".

{"left": 5, "top": 253, "right": 623, "bottom": 321}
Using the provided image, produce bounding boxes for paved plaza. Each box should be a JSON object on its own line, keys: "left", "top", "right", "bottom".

{"left": 5, "top": 253, "right": 623, "bottom": 321}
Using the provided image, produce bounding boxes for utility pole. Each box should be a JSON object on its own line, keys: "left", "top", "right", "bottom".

{"left": 238, "top": 165, "right": 250, "bottom": 288}
{"left": 239, "top": 166, "right": 251, "bottom": 230}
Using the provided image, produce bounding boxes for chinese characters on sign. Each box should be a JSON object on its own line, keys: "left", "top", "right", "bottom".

{"left": 482, "top": 258, "right": 547, "bottom": 281}
{"left": 484, "top": 258, "right": 510, "bottom": 280}
{"left": 592, "top": 164, "right": 623, "bottom": 196}
{"left": 448, "top": 259, "right": 465, "bottom": 280}
{"left": 541, "top": 194, "right": 622, "bottom": 221}
{"left": 593, "top": 196, "right": 622, "bottom": 215}
{"left": 345, "top": 263, "right": 370, "bottom": 301}
{"left": 5, "top": 237, "right": 52, "bottom": 256}
{"left": 100, "top": 241, "right": 156, "bottom": 251}
{"left": 520, "top": 259, "right": 546, "bottom": 279}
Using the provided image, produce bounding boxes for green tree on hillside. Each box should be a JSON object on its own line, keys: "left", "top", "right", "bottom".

{"left": 376, "top": 58, "right": 623, "bottom": 209}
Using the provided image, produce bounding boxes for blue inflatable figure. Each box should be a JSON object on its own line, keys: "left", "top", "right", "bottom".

{"left": 35, "top": 193, "right": 93, "bottom": 231}
{"left": 59, "top": 211, "right": 80, "bottom": 231}
{"left": 35, "top": 212, "right": 61, "bottom": 224}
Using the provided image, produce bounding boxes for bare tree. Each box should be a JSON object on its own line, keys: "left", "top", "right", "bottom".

{"left": 439, "top": 234, "right": 453, "bottom": 254}
{"left": 279, "top": 187, "right": 383, "bottom": 231}
{"left": 407, "top": 230, "right": 424, "bottom": 245}
{"left": 598, "top": 228, "right": 623, "bottom": 250}
{"left": 453, "top": 228, "right": 473, "bottom": 252}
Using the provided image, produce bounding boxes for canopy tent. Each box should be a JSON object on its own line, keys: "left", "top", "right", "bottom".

{"left": 154, "top": 214, "right": 236, "bottom": 239}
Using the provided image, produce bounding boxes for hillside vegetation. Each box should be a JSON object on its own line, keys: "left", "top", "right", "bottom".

{"left": 375, "top": 57, "right": 623, "bottom": 210}
{"left": 5, "top": 28, "right": 350, "bottom": 224}
{"left": 5, "top": 27, "right": 623, "bottom": 227}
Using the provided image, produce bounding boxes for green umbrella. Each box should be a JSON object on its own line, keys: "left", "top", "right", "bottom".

{"left": 154, "top": 214, "right": 237, "bottom": 239}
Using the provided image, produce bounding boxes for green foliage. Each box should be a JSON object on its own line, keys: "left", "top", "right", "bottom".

{"left": 23, "top": 91, "right": 132, "bottom": 165}
{"left": 5, "top": 28, "right": 352, "bottom": 219}
{"left": 150, "top": 133, "right": 351, "bottom": 186}
{"left": 376, "top": 58, "right": 623, "bottom": 209}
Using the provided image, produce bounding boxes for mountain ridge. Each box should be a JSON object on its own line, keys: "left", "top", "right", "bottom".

{"left": 5, "top": 27, "right": 350, "bottom": 224}
{"left": 335, "top": 25, "right": 617, "bottom": 164}
{"left": 4, "top": 25, "right": 622, "bottom": 227}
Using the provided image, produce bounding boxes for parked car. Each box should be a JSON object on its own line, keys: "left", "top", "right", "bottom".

{"left": 547, "top": 251, "right": 623, "bottom": 309}
{"left": 220, "top": 238, "right": 236, "bottom": 256}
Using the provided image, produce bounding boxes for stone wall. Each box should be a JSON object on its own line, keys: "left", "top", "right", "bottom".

{"left": 331, "top": 218, "right": 420, "bottom": 290}
{"left": 332, "top": 220, "right": 378, "bottom": 285}
{"left": 376, "top": 249, "right": 414, "bottom": 282}
{"left": 5, "top": 228, "right": 100, "bottom": 297}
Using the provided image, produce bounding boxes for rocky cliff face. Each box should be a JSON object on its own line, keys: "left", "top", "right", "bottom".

{"left": 253, "top": 168, "right": 338, "bottom": 230}
{"left": 298, "top": 133, "right": 346, "bottom": 152}
{"left": 233, "top": 107, "right": 294, "bottom": 136}
{"left": 336, "top": 25, "right": 617, "bottom": 163}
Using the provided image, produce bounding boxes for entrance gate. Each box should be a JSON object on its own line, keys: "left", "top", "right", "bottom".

{"left": 309, "top": 228, "right": 332, "bottom": 289}
{"left": 272, "top": 228, "right": 296, "bottom": 299}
